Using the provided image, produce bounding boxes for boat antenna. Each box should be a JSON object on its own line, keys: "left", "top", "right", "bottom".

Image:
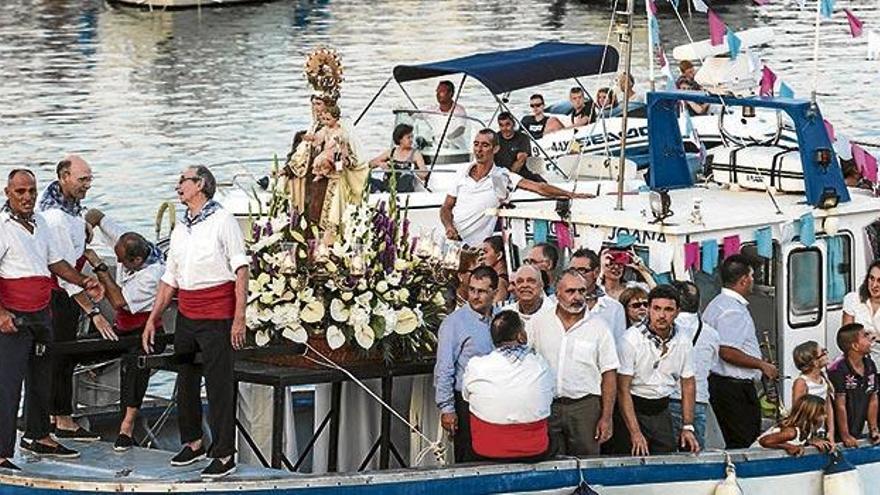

{"left": 615, "top": 0, "right": 636, "bottom": 211}
{"left": 810, "top": 0, "right": 821, "bottom": 106}
{"left": 645, "top": 0, "right": 655, "bottom": 91}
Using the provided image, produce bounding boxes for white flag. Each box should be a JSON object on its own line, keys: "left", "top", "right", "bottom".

{"left": 692, "top": 0, "right": 709, "bottom": 14}
{"left": 834, "top": 133, "right": 853, "bottom": 160}
{"left": 868, "top": 30, "right": 880, "bottom": 60}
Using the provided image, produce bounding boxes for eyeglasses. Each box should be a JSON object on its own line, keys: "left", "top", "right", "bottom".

{"left": 178, "top": 176, "right": 200, "bottom": 186}
{"left": 468, "top": 286, "right": 494, "bottom": 296}
{"left": 523, "top": 258, "right": 546, "bottom": 266}
{"left": 574, "top": 267, "right": 596, "bottom": 276}
{"left": 628, "top": 301, "right": 648, "bottom": 309}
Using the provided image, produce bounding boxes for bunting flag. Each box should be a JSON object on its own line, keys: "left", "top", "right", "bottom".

{"left": 824, "top": 119, "right": 835, "bottom": 142}
{"left": 753, "top": 0, "right": 769, "bottom": 5}
{"left": 650, "top": 16, "right": 661, "bottom": 45}
{"left": 760, "top": 66, "right": 777, "bottom": 96}
{"left": 722, "top": 235, "right": 741, "bottom": 259}
{"left": 684, "top": 242, "right": 701, "bottom": 271}
{"left": 845, "top": 9, "right": 864, "bottom": 38}
{"left": 692, "top": 0, "right": 709, "bottom": 14}
{"left": 799, "top": 213, "right": 816, "bottom": 247}
{"left": 708, "top": 10, "right": 726, "bottom": 46}
{"left": 701, "top": 239, "right": 719, "bottom": 274}
{"left": 820, "top": 0, "right": 834, "bottom": 19}
{"left": 834, "top": 133, "right": 853, "bottom": 160}
{"left": 727, "top": 29, "right": 742, "bottom": 60}
{"left": 533, "top": 219, "right": 548, "bottom": 243}
{"left": 755, "top": 227, "right": 773, "bottom": 259}
{"left": 648, "top": 0, "right": 658, "bottom": 16}
{"left": 779, "top": 81, "right": 794, "bottom": 98}
{"left": 852, "top": 144, "right": 879, "bottom": 182}
{"left": 657, "top": 48, "right": 668, "bottom": 69}
{"left": 554, "top": 222, "right": 573, "bottom": 249}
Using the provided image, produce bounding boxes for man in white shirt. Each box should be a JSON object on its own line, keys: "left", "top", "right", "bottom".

{"left": 669, "top": 281, "right": 719, "bottom": 448}
{"left": 704, "top": 254, "right": 777, "bottom": 449}
{"left": 37, "top": 155, "right": 112, "bottom": 442}
{"left": 143, "top": 166, "right": 249, "bottom": 479}
{"left": 615, "top": 285, "right": 700, "bottom": 456}
{"left": 84, "top": 209, "right": 166, "bottom": 452}
{"left": 524, "top": 243, "right": 559, "bottom": 295}
{"left": 463, "top": 310, "right": 555, "bottom": 461}
{"left": 430, "top": 80, "right": 467, "bottom": 117}
{"left": 1, "top": 169, "right": 104, "bottom": 467}
{"left": 440, "top": 129, "right": 589, "bottom": 247}
{"left": 568, "top": 248, "right": 626, "bottom": 341}
{"left": 503, "top": 265, "right": 551, "bottom": 339}
{"left": 530, "top": 268, "right": 619, "bottom": 456}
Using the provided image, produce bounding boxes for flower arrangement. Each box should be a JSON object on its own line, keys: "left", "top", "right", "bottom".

{"left": 245, "top": 163, "right": 454, "bottom": 362}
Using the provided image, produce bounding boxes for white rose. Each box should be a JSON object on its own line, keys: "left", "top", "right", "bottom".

{"left": 394, "top": 259, "right": 408, "bottom": 272}
{"left": 326, "top": 325, "right": 346, "bottom": 350}
{"left": 386, "top": 272, "right": 402, "bottom": 287}
{"left": 432, "top": 291, "right": 447, "bottom": 307}
{"left": 396, "top": 288, "right": 410, "bottom": 303}
{"left": 376, "top": 281, "right": 389, "bottom": 294}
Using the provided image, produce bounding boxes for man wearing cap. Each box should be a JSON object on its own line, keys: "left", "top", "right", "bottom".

{"left": 142, "top": 165, "right": 249, "bottom": 479}
{"left": 1, "top": 169, "right": 103, "bottom": 467}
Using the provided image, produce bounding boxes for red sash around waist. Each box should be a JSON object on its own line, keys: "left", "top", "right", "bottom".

{"left": 114, "top": 308, "right": 158, "bottom": 334}
{"left": 0, "top": 276, "right": 54, "bottom": 313}
{"left": 178, "top": 282, "right": 236, "bottom": 320}
{"left": 51, "top": 256, "right": 87, "bottom": 292}
{"left": 470, "top": 414, "right": 549, "bottom": 459}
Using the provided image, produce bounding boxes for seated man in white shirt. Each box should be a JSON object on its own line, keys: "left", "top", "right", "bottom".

{"left": 440, "top": 128, "right": 590, "bottom": 247}
{"left": 614, "top": 285, "right": 700, "bottom": 456}
{"left": 463, "top": 310, "right": 555, "bottom": 461}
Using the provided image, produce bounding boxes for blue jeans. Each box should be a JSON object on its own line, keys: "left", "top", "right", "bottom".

{"left": 669, "top": 399, "right": 707, "bottom": 449}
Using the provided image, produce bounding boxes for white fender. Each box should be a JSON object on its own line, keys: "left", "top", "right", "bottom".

{"left": 823, "top": 451, "right": 864, "bottom": 495}
{"left": 714, "top": 458, "right": 743, "bottom": 495}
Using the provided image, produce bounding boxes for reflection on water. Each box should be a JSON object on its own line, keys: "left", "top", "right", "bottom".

{"left": 0, "top": 0, "right": 878, "bottom": 230}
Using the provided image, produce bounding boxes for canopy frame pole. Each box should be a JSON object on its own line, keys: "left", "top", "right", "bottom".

{"left": 646, "top": 0, "right": 656, "bottom": 91}
{"left": 424, "top": 73, "right": 468, "bottom": 188}
{"left": 615, "top": 0, "right": 636, "bottom": 211}
{"left": 491, "top": 95, "right": 569, "bottom": 181}
{"left": 354, "top": 76, "right": 392, "bottom": 127}
{"left": 396, "top": 80, "right": 420, "bottom": 110}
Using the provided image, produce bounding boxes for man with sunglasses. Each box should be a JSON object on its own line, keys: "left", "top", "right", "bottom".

{"left": 568, "top": 248, "right": 626, "bottom": 342}
{"left": 83, "top": 208, "right": 166, "bottom": 452}
{"left": 434, "top": 266, "right": 498, "bottom": 462}
{"left": 35, "top": 156, "right": 110, "bottom": 442}
{"left": 614, "top": 285, "right": 699, "bottom": 456}
{"left": 530, "top": 268, "right": 618, "bottom": 456}
{"left": 520, "top": 94, "right": 563, "bottom": 140}
{"left": 142, "top": 165, "right": 249, "bottom": 479}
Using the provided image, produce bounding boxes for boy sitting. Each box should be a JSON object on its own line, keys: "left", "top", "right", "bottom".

{"left": 828, "top": 323, "right": 880, "bottom": 447}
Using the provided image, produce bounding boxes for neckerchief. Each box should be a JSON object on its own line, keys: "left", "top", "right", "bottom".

{"left": 143, "top": 240, "right": 164, "bottom": 266}
{"left": 497, "top": 343, "right": 533, "bottom": 363}
{"left": 638, "top": 320, "right": 677, "bottom": 364}
{"left": 182, "top": 199, "right": 221, "bottom": 230}
{"left": 587, "top": 284, "right": 606, "bottom": 301}
{"left": 1, "top": 202, "right": 36, "bottom": 229}
{"left": 38, "top": 180, "right": 84, "bottom": 217}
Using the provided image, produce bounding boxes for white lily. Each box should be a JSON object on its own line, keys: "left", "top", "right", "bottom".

{"left": 326, "top": 325, "right": 346, "bottom": 350}
{"left": 395, "top": 307, "right": 419, "bottom": 335}
{"left": 330, "top": 298, "right": 350, "bottom": 323}
{"left": 282, "top": 324, "right": 308, "bottom": 343}
{"left": 255, "top": 330, "right": 271, "bottom": 347}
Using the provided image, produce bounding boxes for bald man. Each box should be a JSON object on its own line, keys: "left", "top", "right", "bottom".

{"left": 1, "top": 169, "right": 103, "bottom": 465}
{"left": 503, "top": 264, "right": 552, "bottom": 340}
{"left": 36, "top": 156, "right": 111, "bottom": 441}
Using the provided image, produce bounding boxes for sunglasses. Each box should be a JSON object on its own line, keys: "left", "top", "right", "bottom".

{"left": 178, "top": 176, "right": 200, "bottom": 186}
{"left": 529, "top": 103, "right": 544, "bottom": 108}
{"left": 628, "top": 301, "right": 648, "bottom": 309}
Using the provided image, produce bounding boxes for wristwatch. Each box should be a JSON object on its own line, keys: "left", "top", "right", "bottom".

{"left": 682, "top": 424, "right": 695, "bottom": 432}
{"left": 93, "top": 263, "right": 109, "bottom": 273}
{"left": 86, "top": 306, "right": 101, "bottom": 319}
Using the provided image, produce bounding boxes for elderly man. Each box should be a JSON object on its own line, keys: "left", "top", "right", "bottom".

{"left": 1, "top": 169, "right": 103, "bottom": 466}
{"left": 524, "top": 243, "right": 559, "bottom": 295}
{"left": 503, "top": 264, "right": 551, "bottom": 339}
{"left": 704, "top": 254, "right": 776, "bottom": 449}
{"left": 463, "top": 310, "right": 555, "bottom": 461}
{"left": 37, "top": 155, "right": 111, "bottom": 441}
{"left": 440, "top": 129, "right": 589, "bottom": 247}
{"left": 434, "top": 266, "right": 498, "bottom": 462}
{"left": 530, "top": 269, "right": 619, "bottom": 456}
{"left": 568, "top": 248, "right": 626, "bottom": 340}
{"left": 615, "top": 285, "right": 700, "bottom": 456}
{"left": 142, "top": 166, "right": 249, "bottom": 479}
{"left": 84, "top": 209, "right": 166, "bottom": 451}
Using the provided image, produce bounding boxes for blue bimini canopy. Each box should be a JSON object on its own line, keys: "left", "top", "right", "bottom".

{"left": 392, "top": 42, "right": 619, "bottom": 95}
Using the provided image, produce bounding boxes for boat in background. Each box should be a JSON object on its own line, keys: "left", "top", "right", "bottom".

{"left": 107, "top": 0, "right": 277, "bottom": 10}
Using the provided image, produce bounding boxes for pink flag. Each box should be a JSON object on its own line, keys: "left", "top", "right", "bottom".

{"left": 853, "top": 144, "right": 879, "bottom": 182}
{"left": 760, "top": 66, "right": 777, "bottom": 96}
{"left": 554, "top": 222, "right": 574, "bottom": 249}
{"left": 708, "top": 10, "right": 726, "bottom": 46}
{"left": 648, "top": 0, "right": 658, "bottom": 16}
{"left": 824, "top": 119, "right": 835, "bottom": 142}
{"left": 845, "top": 9, "right": 864, "bottom": 38}
{"left": 684, "top": 242, "right": 701, "bottom": 271}
{"left": 723, "top": 235, "right": 741, "bottom": 259}
{"left": 753, "top": 0, "right": 768, "bottom": 5}
{"left": 656, "top": 48, "right": 667, "bottom": 68}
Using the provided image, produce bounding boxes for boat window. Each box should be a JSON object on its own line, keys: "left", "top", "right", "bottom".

{"left": 825, "top": 233, "right": 852, "bottom": 308}
{"left": 788, "top": 247, "right": 823, "bottom": 328}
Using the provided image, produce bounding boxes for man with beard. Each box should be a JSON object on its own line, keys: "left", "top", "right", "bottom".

{"left": 434, "top": 266, "right": 498, "bottom": 462}
{"left": 1, "top": 169, "right": 103, "bottom": 466}
{"left": 37, "top": 156, "right": 112, "bottom": 441}
{"left": 530, "top": 269, "right": 619, "bottom": 456}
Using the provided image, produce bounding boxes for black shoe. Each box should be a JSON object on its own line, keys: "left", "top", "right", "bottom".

{"left": 54, "top": 426, "right": 100, "bottom": 442}
{"left": 19, "top": 439, "right": 80, "bottom": 458}
{"left": 201, "top": 458, "right": 236, "bottom": 480}
{"left": 170, "top": 445, "right": 206, "bottom": 466}
{"left": 114, "top": 433, "right": 135, "bottom": 452}
{"left": 0, "top": 459, "right": 21, "bottom": 471}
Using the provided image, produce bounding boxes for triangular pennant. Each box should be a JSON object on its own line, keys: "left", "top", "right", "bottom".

{"left": 820, "top": 0, "right": 834, "bottom": 19}
{"left": 824, "top": 119, "right": 835, "bottom": 142}
{"left": 648, "top": 0, "right": 658, "bottom": 16}
{"left": 726, "top": 29, "right": 742, "bottom": 60}
{"left": 853, "top": 143, "right": 878, "bottom": 183}
{"left": 708, "top": 10, "right": 726, "bottom": 46}
{"left": 650, "top": 16, "right": 661, "bottom": 45}
{"left": 684, "top": 242, "right": 701, "bottom": 271}
{"left": 722, "top": 235, "right": 742, "bottom": 259}
{"left": 554, "top": 222, "right": 573, "bottom": 249}
{"left": 760, "top": 66, "right": 777, "bottom": 96}
{"left": 692, "top": 0, "right": 709, "bottom": 14}
{"left": 845, "top": 9, "right": 864, "bottom": 38}
{"left": 779, "top": 81, "right": 794, "bottom": 98}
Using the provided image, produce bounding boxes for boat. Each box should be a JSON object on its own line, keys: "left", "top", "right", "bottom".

{"left": 107, "top": 0, "right": 277, "bottom": 10}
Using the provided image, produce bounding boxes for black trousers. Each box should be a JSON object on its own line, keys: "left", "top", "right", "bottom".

{"left": 453, "top": 392, "right": 476, "bottom": 463}
{"left": 2, "top": 309, "right": 53, "bottom": 455}
{"left": 119, "top": 327, "right": 164, "bottom": 410}
{"left": 709, "top": 373, "right": 761, "bottom": 449}
{"left": 609, "top": 395, "right": 675, "bottom": 455}
{"left": 175, "top": 314, "right": 235, "bottom": 459}
{"left": 48, "top": 290, "right": 81, "bottom": 417}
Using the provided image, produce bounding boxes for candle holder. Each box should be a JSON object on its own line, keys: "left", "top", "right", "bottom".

{"left": 350, "top": 243, "right": 366, "bottom": 277}
{"left": 278, "top": 242, "right": 298, "bottom": 275}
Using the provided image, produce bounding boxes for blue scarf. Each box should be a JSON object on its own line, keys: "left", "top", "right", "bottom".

{"left": 144, "top": 240, "right": 164, "bottom": 266}
{"left": 38, "top": 181, "right": 84, "bottom": 217}
{"left": 498, "top": 343, "right": 533, "bottom": 363}
{"left": 182, "top": 199, "right": 222, "bottom": 230}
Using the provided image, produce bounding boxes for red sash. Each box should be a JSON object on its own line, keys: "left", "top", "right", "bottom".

{"left": 178, "top": 282, "right": 236, "bottom": 320}
{"left": 0, "top": 276, "right": 54, "bottom": 313}
{"left": 470, "top": 414, "right": 549, "bottom": 459}
{"left": 114, "top": 308, "right": 159, "bottom": 334}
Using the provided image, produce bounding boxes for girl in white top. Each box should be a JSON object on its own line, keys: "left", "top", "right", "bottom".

{"left": 756, "top": 395, "right": 834, "bottom": 456}
{"left": 790, "top": 340, "right": 835, "bottom": 443}
{"left": 842, "top": 261, "right": 880, "bottom": 361}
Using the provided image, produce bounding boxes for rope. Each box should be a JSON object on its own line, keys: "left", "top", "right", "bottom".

{"left": 301, "top": 343, "right": 446, "bottom": 467}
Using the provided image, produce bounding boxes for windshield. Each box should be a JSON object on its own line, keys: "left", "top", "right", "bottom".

{"left": 392, "top": 110, "right": 485, "bottom": 164}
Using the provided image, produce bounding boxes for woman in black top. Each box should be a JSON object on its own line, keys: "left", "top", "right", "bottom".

{"left": 369, "top": 123, "right": 427, "bottom": 192}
